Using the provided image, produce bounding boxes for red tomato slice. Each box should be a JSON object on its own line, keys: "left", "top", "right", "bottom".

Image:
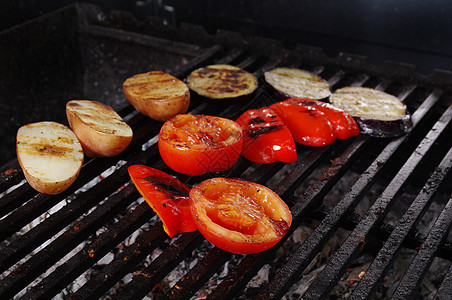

{"left": 236, "top": 107, "right": 297, "bottom": 164}
{"left": 293, "top": 98, "right": 360, "bottom": 139}
{"left": 190, "top": 178, "right": 292, "bottom": 254}
{"left": 158, "top": 114, "right": 243, "bottom": 176}
{"left": 270, "top": 98, "right": 337, "bottom": 147}
{"left": 128, "top": 165, "right": 197, "bottom": 237}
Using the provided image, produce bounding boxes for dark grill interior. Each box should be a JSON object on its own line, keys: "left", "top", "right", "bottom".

{"left": 1, "top": 3, "right": 451, "bottom": 299}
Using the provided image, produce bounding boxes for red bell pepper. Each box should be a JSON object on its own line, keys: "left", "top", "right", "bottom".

{"left": 128, "top": 165, "right": 197, "bottom": 237}
{"left": 270, "top": 98, "right": 359, "bottom": 147}
{"left": 236, "top": 107, "right": 297, "bottom": 164}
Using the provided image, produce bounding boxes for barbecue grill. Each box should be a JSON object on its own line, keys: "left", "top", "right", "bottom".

{"left": 1, "top": 3, "right": 451, "bottom": 299}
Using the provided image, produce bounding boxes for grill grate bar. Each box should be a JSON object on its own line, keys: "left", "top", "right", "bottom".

{"left": 0, "top": 183, "right": 35, "bottom": 218}
{"left": 0, "top": 166, "right": 131, "bottom": 274}
{"left": 350, "top": 146, "right": 452, "bottom": 299}
{"left": 111, "top": 232, "right": 205, "bottom": 300}
{"left": 0, "top": 169, "right": 133, "bottom": 298}
{"left": 167, "top": 247, "right": 232, "bottom": 299}
{"left": 393, "top": 194, "right": 452, "bottom": 299}
{"left": 64, "top": 217, "right": 167, "bottom": 299}
{"left": 436, "top": 264, "right": 452, "bottom": 299}
{"left": 301, "top": 102, "right": 452, "bottom": 299}
{"left": 0, "top": 169, "right": 23, "bottom": 194}
{"left": 19, "top": 198, "right": 162, "bottom": 300}
{"left": 257, "top": 88, "right": 443, "bottom": 299}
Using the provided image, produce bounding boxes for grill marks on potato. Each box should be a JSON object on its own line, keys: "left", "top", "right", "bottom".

{"left": 123, "top": 71, "right": 190, "bottom": 121}
{"left": 187, "top": 64, "right": 258, "bottom": 100}
{"left": 16, "top": 121, "right": 84, "bottom": 194}
{"left": 123, "top": 71, "right": 189, "bottom": 101}
{"left": 25, "top": 142, "right": 75, "bottom": 157}
{"left": 66, "top": 101, "right": 131, "bottom": 136}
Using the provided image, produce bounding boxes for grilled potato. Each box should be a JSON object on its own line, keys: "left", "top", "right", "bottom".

{"left": 329, "top": 87, "right": 412, "bottom": 137}
{"left": 66, "top": 100, "right": 133, "bottom": 157}
{"left": 264, "top": 67, "right": 331, "bottom": 100}
{"left": 187, "top": 64, "right": 258, "bottom": 102}
{"left": 16, "top": 121, "right": 84, "bottom": 194}
{"left": 123, "top": 71, "right": 190, "bottom": 122}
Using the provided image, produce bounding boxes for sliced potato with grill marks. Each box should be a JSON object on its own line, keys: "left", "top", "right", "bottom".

{"left": 264, "top": 67, "right": 331, "bottom": 100}
{"left": 187, "top": 64, "right": 258, "bottom": 102}
{"left": 16, "top": 121, "right": 84, "bottom": 194}
{"left": 66, "top": 100, "right": 133, "bottom": 157}
{"left": 123, "top": 71, "right": 190, "bottom": 122}
{"left": 329, "top": 86, "right": 412, "bottom": 138}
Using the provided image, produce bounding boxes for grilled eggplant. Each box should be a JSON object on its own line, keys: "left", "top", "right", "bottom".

{"left": 123, "top": 71, "right": 190, "bottom": 122}
{"left": 264, "top": 67, "right": 331, "bottom": 100}
{"left": 187, "top": 64, "right": 258, "bottom": 102}
{"left": 329, "top": 86, "right": 412, "bottom": 138}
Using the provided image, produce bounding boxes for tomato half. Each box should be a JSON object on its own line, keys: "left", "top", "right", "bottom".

{"left": 236, "top": 107, "right": 297, "bottom": 164}
{"left": 158, "top": 114, "right": 243, "bottom": 176}
{"left": 270, "top": 98, "right": 337, "bottom": 147}
{"left": 128, "top": 165, "right": 197, "bottom": 237}
{"left": 190, "top": 178, "right": 292, "bottom": 254}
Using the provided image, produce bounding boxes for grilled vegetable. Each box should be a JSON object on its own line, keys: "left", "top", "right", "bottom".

{"left": 187, "top": 64, "right": 258, "bottom": 102}
{"left": 123, "top": 71, "right": 190, "bottom": 122}
{"left": 329, "top": 87, "right": 412, "bottom": 137}
{"left": 16, "top": 121, "right": 84, "bottom": 194}
{"left": 66, "top": 100, "right": 133, "bottom": 157}
{"left": 158, "top": 114, "right": 243, "bottom": 176}
{"left": 236, "top": 107, "right": 297, "bottom": 164}
{"left": 264, "top": 67, "right": 331, "bottom": 100}
{"left": 190, "top": 177, "right": 292, "bottom": 254}
{"left": 270, "top": 98, "right": 360, "bottom": 147}
{"left": 128, "top": 165, "right": 197, "bottom": 237}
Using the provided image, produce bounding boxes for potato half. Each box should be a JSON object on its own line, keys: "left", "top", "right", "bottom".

{"left": 123, "top": 71, "right": 190, "bottom": 122}
{"left": 66, "top": 100, "right": 133, "bottom": 157}
{"left": 16, "top": 121, "right": 84, "bottom": 194}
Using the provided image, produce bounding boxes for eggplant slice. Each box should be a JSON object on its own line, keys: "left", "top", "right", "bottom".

{"left": 187, "top": 64, "right": 258, "bottom": 102}
{"left": 329, "top": 86, "right": 413, "bottom": 138}
{"left": 264, "top": 67, "right": 331, "bottom": 100}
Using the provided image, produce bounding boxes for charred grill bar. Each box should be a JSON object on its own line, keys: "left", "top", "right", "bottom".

{"left": 1, "top": 3, "right": 451, "bottom": 299}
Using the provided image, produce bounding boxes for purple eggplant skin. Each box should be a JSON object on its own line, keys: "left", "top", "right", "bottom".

{"left": 355, "top": 114, "right": 413, "bottom": 138}
{"left": 263, "top": 79, "right": 293, "bottom": 101}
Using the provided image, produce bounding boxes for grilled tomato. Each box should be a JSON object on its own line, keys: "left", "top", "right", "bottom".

{"left": 128, "top": 165, "right": 196, "bottom": 237}
{"left": 329, "top": 86, "right": 412, "bottom": 138}
{"left": 236, "top": 107, "right": 297, "bottom": 164}
{"left": 123, "top": 71, "right": 190, "bottom": 122}
{"left": 158, "top": 114, "right": 243, "bottom": 176}
{"left": 190, "top": 178, "right": 292, "bottom": 254}
{"left": 187, "top": 64, "right": 258, "bottom": 102}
